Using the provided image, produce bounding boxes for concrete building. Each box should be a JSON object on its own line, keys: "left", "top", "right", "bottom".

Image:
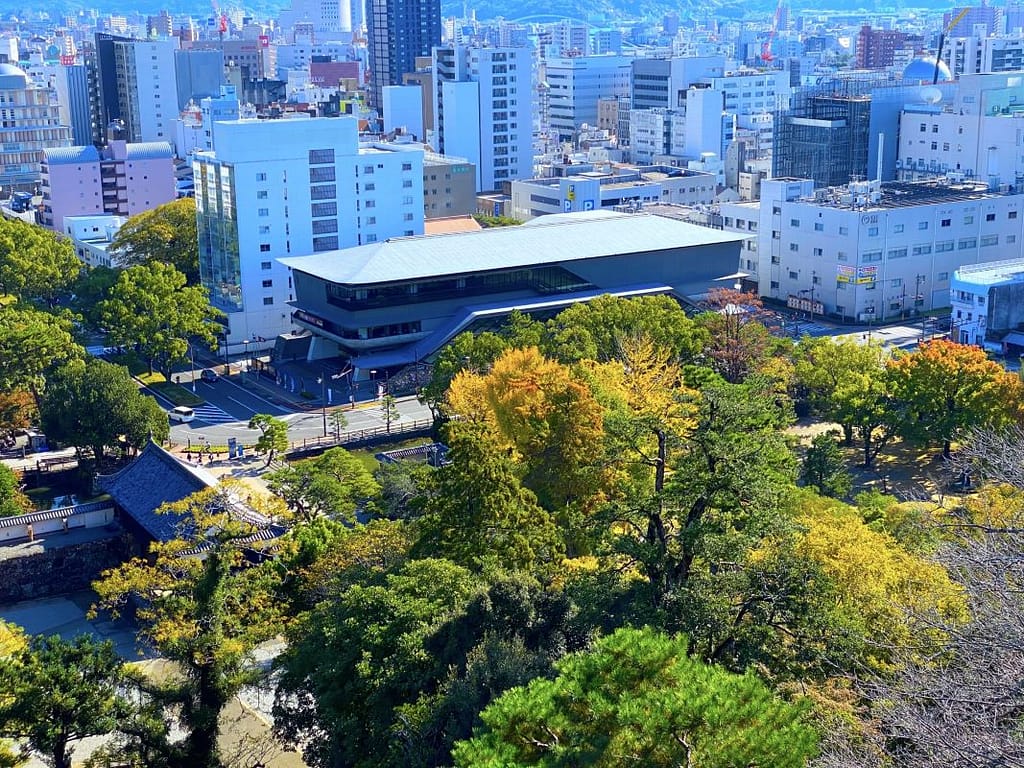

{"left": 433, "top": 45, "right": 533, "bottom": 191}
{"left": 114, "top": 38, "right": 179, "bottom": 144}
{"left": 950, "top": 258, "right": 1024, "bottom": 349}
{"left": 382, "top": 84, "right": 424, "bottom": 138}
{"left": 728, "top": 176, "right": 1024, "bottom": 323}
{"left": 544, "top": 55, "right": 632, "bottom": 141}
{"left": 64, "top": 213, "right": 127, "bottom": 268}
{"left": 630, "top": 56, "right": 724, "bottom": 111}
{"left": 510, "top": 164, "right": 717, "bottom": 220}
{"left": 54, "top": 64, "right": 94, "bottom": 146}
{"left": 193, "top": 117, "right": 425, "bottom": 347}
{"left": 365, "top": 0, "right": 440, "bottom": 111}
{"left": 855, "top": 25, "right": 912, "bottom": 70}
{"left": 401, "top": 56, "right": 434, "bottom": 133}
{"left": 945, "top": 5, "right": 999, "bottom": 38}
{"left": 943, "top": 35, "right": 1024, "bottom": 77}
{"left": 629, "top": 89, "right": 726, "bottom": 164}
{"left": 279, "top": 0, "right": 353, "bottom": 39}
{"left": 174, "top": 48, "right": 224, "bottom": 112}
{"left": 40, "top": 140, "right": 175, "bottom": 231}
{"left": 0, "top": 63, "right": 72, "bottom": 192}
{"left": 423, "top": 150, "right": 476, "bottom": 218}
{"left": 279, "top": 210, "right": 746, "bottom": 371}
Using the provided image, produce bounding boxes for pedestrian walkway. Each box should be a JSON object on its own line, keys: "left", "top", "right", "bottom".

{"left": 191, "top": 404, "right": 236, "bottom": 424}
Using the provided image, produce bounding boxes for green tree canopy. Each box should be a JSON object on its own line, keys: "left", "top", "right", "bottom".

{"left": 109, "top": 197, "right": 200, "bottom": 284}
{"left": 266, "top": 447, "right": 380, "bottom": 523}
{"left": 39, "top": 358, "right": 168, "bottom": 461}
{"left": 0, "top": 305, "right": 82, "bottom": 399}
{"left": 98, "top": 261, "right": 220, "bottom": 376}
{"left": 248, "top": 413, "right": 288, "bottom": 466}
{"left": 93, "top": 481, "right": 286, "bottom": 768}
{"left": 0, "top": 217, "right": 79, "bottom": 305}
{"left": 801, "top": 431, "right": 853, "bottom": 499}
{"left": 452, "top": 626, "right": 818, "bottom": 768}
{"left": 0, "top": 635, "right": 135, "bottom": 768}
{"left": 0, "top": 464, "right": 29, "bottom": 518}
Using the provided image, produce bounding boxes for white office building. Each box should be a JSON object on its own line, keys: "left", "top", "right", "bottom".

{"left": 510, "top": 164, "right": 717, "bottom": 220}
{"left": 942, "top": 34, "right": 1024, "bottom": 77}
{"left": 949, "top": 258, "right": 1024, "bottom": 348}
{"left": 629, "top": 88, "right": 725, "bottom": 164}
{"left": 194, "top": 117, "right": 425, "bottom": 346}
{"left": 114, "top": 38, "right": 179, "bottom": 144}
{"left": 433, "top": 45, "right": 533, "bottom": 191}
{"left": 723, "top": 176, "right": 1024, "bottom": 323}
{"left": 544, "top": 55, "right": 632, "bottom": 141}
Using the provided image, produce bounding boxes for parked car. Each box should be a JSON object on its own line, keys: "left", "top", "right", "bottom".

{"left": 200, "top": 368, "right": 218, "bottom": 383}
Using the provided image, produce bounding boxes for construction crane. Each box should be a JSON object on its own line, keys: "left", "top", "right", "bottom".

{"left": 934, "top": 6, "right": 970, "bottom": 83}
{"left": 760, "top": 0, "right": 785, "bottom": 63}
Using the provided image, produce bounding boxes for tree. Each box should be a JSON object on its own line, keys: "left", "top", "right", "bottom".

{"left": 832, "top": 365, "right": 899, "bottom": 468}
{"left": 0, "top": 305, "right": 82, "bottom": 401}
{"left": 109, "top": 198, "right": 200, "bottom": 284}
{"left": 545, "top": 294, "right": 706, "bottom": 364}
{"left": 380, "top": 393, "right": 399, "bottom": 433}
{"left": 40, "top": 358, "right": 168, "bottom": 462}
{"left": 695, "top": 288, "right": 776, "bottom": 383}
{"left": 69, "top": 266, "right": 120, "bottom": 332}
{"left": 801, "top": 431, "right": 853, "bottom": 498}
{"left": 93, "top": 482, "right": 286, "bottom": 768}
{"left": 419, "top": 330, "right": 508, "bottom": 417}
{"left": 0, "top": 465, "right": 28, "bottom": 518}
{"left": 452, "top": 627, "right": 818, "bottom": 768}
{"left": 0, "top": 217, "right": 79, "bottom": 305}
{"left": 414, "top": 423, "right": 563, "bottom": 572}
{"left": 0, "top": 635, "right": 134, "bottom": 768}
{"left": 329, "top": 409, "right": 348, "bottom": 438}
{"left": 888, "top": 339, "right": 1024, "bottom": 458}
{"left": 98, "top": 261, "right": 220, "bottom": 376}
{"left": 0, "top": 390, "right": 35, "bottom": 440}
{"left": 266, "top": 447, "right": 380, "bottom": 522}
{"left": 248, "top": 413, "right": 288, "bottom": 466}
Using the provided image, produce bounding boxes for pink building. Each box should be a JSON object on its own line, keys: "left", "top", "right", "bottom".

{"left": 309, "top": 60, "right": 360, "bottom": 87}
{"left": 40, "top": 140, "right": 176, "bottom": 232}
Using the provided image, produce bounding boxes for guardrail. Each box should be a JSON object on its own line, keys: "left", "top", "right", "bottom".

{"left": 286, "top": 418, "right": 434, "bottom": 454}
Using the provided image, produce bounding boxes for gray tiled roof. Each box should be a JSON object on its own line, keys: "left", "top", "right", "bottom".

{"left": 42, "top": 145, "right": 101, "bottom": 165}
{"left": 280, "top": 211, "right": 747, "bottom": 286}
{"left": 96, "top": 442, "right": 219, "bottom": 542}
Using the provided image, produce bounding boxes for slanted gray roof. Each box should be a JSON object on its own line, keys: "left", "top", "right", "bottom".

{"left": 125, "top": 142, "right": 173, "bottom": 160}
{"left": 43, "top": 145, "right": 101, "bottom": 165}
{"left": 280, "top": 211, "right": 747, "bottom": 286}
{"left": 97, "top": 442, "right": 216, "bottom": 542}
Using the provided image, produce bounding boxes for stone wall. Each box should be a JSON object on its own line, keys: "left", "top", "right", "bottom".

{"left": 0, "top": 531, "right": 133, "bottom": 603}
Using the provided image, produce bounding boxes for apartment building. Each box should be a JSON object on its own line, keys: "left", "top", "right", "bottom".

{"left": 193, "top": 117, "right": 425, "bottom": 346}
{"left": 544, "top": 55, "right": 631, "bottom": 141}
{"left": 0, "top": 63, "right": 72, "bottom": 191}
{"left": 113, "top": 38, "right": 179, "bottom": 144}
{"left": 725, "top": 176, "right": 1024, "bottom": 323}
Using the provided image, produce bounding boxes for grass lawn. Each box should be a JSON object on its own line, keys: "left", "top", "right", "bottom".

{"left": 110, "top": 353, "right": 205, "bottom": 407}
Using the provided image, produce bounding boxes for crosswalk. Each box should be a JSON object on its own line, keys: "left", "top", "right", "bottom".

{"left": 190, "top": 404, "right": 236, "bottom": 424}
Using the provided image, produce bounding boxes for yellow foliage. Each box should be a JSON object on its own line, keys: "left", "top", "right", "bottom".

{"left": 0, "top": 621, "right": 25, "bottom": 657}
{"left": 792, "top": 492, "right": 966, "bottom": 667}
{"left": 963, "top": 484, "right": 1024, "bottom": 530}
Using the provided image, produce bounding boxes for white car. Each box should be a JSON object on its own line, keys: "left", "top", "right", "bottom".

{"left": 168, "top": 406, "right": 196, "bottom": 423}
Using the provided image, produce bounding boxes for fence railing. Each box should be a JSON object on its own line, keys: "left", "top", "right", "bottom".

{"left": 286, "top": 418, "right": 434, "bottom": 454}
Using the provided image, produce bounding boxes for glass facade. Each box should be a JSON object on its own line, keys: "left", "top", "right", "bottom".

{"left": 196, "top": 161, "right": 242, "bottom": 314}
{"left": 325, "top": 264, "right": 595, "bottom": 310}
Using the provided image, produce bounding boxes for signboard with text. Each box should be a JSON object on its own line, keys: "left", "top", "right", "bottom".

{"left": 787, "top": 294, "right": 825, "bottom": 315}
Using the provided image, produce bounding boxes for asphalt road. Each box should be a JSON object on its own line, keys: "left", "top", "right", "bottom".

{"left": 169, "top": 394, "right": 432, "bottom": 447}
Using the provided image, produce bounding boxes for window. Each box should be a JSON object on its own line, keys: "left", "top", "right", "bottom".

{"left": 365, "top": 183, "right": 375, "bottom": 191}
{"left": 401, "top": 162, "right": 412, "bottom": 171}
{"left": 258, "top": 208, "right": 269, "bottom": 217}
{"left": 365, "top": 200, "right": 376, "bottom": 208}
{"left": 260, "top": 261, "right": 272, "bottom": 270}
{"left": 257, "top": 190, "right": 268, "bottom": 199}
{"left": 262, "top": 279, "right": 273, "bottom": 288}
{"left": 403, "top": 212, "right": 414, "bottom": 221}
{"left": 789, "top": 243, "right": 799, "bottom": 252}
{"left": 770, "top": 280, "right": 780, "bottom": 290}
{"left": 772, "top": 206, "right": 781, "bottom": 214}
{"left": 941, "top": 218, "right": 951, "bottom": 227}
{"left": 309, "top": 166, "right": 336, "bottom": 183}
{"left": 936, "top": 241, "right": 954, "bottom": 252}
{"left": 1011, "top": 210, "right": 1019, "bottom": 219}
{"left": 812, "top": 275, "right": 821, "bottom": 285}
{"left": 813, "top": 247, "right": 823, "bottom": 256}
{"left": 309, "top": 149, "right": 335, "bottom": 164}
{"left": 814, "top": 222, "right": 823, "bottom": 231}
{"left": 932, "top": 124, "right": 939, "bottom": 133}
{"left": 912, "top": 244, "right": 932, "bottom": 255}
{"left": 256, "top": 172, "right": 267, "bottom": 181}
{"left": 943, "top": 143, "right": 950, "bottom": 151}
{"left": 862, "top": 250, "right": 883, "bottom": 262}
{"left": 891, "top": 278, "right": 903, "bottom": 288}
{"left": 362, "top": 165, "right": 374, "bottom": 175}
{"left": 312, "top": 219, "right": 338, "bottom": 234}
{"left": 402, "top": 196, "right": 414, "bottom": 205}
{"left": 790, "top": 218, "right": 800, "bottom": 227}
{"left": 404, "top": 230, "right": 414, "bottom": 236}
{"left": 868, "top": 227, "right": 879, "bottom": 236}
{"left": 986, "top": 212, "right": 996, "bottom": 221}
{"left": 365, "top": 234, "right": 377, "bottom": 243}
{"left": 981, "top": 234, "right": 998, "bottom": 246}
{"left": 893, "top": 224, "right": 904, "bottom": 233}
{"left": 931, "top": 141, "right": 938, "bottom": 150}
{"left": 311, "top": 202, "right": 337, "bottom": 217}
{"left": 313, "top": 235, "right": 339, "bottom": 251}
{"left": 263, "top": 297, "right": 274, "bottom": 306}
{"left": 259, "top": 244, "right": 271, "bottom": 252}
{"left": 839, "top": 226, "right": 848, "bottom": 235}
{"left": 959, "top": 237, "right": 977, "bottom": 249}
{"left": 964, "top": 215, "right": 974, "bottom": 225}
{"left": 1009, "top": 235, "right": 1017, "bottom": 244}
{"left": 402, "top": 179, "right": 413, "bottom": 188}
{"left": 837, "top": 251, "right": 848, "bottom": 261}
{"left": 366, "top": 216, "right": 376, "bottom": 225}
{"left": 310, "top": 184, "right": 336, "bottom": 200}
{"left": 919, "top": 123, "right": 926, "bottom": 132}
{"left": 259, "top": 225, "right": 270, "bottom": 234}
{"left": 919, "top": 221, "right": 929, "bottom": 230}
{"left": 788, "top": 270, "right": 799, "bottom": 279}
{"left": 888, "top": 248, "right": 907, "bottom": 259}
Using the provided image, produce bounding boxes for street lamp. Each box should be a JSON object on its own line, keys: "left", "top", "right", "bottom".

{"left": 318, "top": 371, "right": 327, "bottom": 437}
{"left": 370, "top": 369, "right": 377, "bottom": 400}
{"left": 241, "top": 339, "right": 249, "bottom": 375}
{"left": 189, "top": 343, "right": 196, "bottom": 393}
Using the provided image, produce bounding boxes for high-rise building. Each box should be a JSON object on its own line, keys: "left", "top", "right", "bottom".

{"left": 174, "top": 49, "right": 225, "bottom": 112}
{"left": 544, "top": 55, "right": 632, "bottom": 141}
{"left": 111, "top": 38, "right": 179, "bottom": 144}
{"left": 93, "top": 32, "right": 132, "bottom": 133}
{"left": 279, "top": 0, "right": 352, "bottom": 39}
{"left": 855, "top": 25, "right": 910, "bottom": 69}
{"left": 365, "top": 0, "right": 440, "bottom": 111}
{"left": 0, "top": 63, "right": 72, "bottom": 191}
{"left": 54, "top": 64, "right": 94, "bottom": 146}
{"left": 193, "top": 117, "right": 425, "bottom": 346}
{"left": 630, "top": 56, "right": 724, "bottom": 110}
{"left": 433, "top": 45, "right": 533, "bottom": 191}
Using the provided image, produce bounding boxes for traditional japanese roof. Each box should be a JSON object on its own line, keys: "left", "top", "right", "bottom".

{"left": 96, "top": 442, "right": 218, "bottom": 542}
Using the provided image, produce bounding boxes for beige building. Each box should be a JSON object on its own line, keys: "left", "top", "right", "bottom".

{"left": 424, "top": 150, "right": 476, "bottom": 219}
